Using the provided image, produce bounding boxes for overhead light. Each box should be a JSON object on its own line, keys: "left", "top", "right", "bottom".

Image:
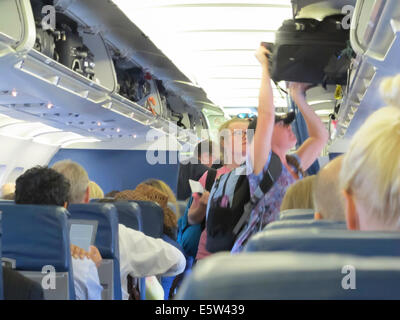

{"left": 11, "top": 89, "right": 17, "bottom": 97}
{"left": 308, "top": 99, "right": 335, "bottom": 106}
{"left": 47, "top": 102, "right": 54, "bottom": 109}
{"left": 315, "top": 109, "right": 334, "bottom": 116}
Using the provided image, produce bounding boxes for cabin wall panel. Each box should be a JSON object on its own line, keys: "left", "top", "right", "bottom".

{"left": 48, "top": 149, "right": 179, "bottom": 195}
{"left": 0, "top": 134, "right": 59, "bottom": 186}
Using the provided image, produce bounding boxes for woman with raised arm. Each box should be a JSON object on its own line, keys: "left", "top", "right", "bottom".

{"left": 231, "top": 45, "right": 329, "bottom": 253}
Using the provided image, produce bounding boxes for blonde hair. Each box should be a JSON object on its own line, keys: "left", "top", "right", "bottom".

{"left": 142, "top": 179, "right": 179, "bottom": 217}
{"left": 52, "top": 160, "right": 89, "bottom": 204}
{"left": 1, "top": 183, "right": 15, "bottom": 197}
{"left": 380, "top": 75, "right": 400, "bottom": 108}
{"left": 218, "top": 118, "right": 250, "bottom": 164}
{"left": 340, "top": 106, "right": 400, "bottom": 227}
{"left": 281, "top": 175, "right": 316, "bottom": 211}
{"left": 313, "top": 156, "right": 345, "bottom": 221}
{"left": 88, "top": 181, "right": 104, "bottom": 200}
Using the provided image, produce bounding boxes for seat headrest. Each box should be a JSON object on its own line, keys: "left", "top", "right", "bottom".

{"left": 176, "top": 252, "right": 400, "bottom": 299}
{"left": 279, "top": 208, "right": 315, "bottom": 220}
{"left": 266, "top": 219, "right": 346, "bottom": 231}
{"left": 68, "top": 203, "right": 119, "bottom": 259}
{"left": 245, "top": 228, "right": 400, "bottom": 257}
{"left": 129, "top": 201, "right": 163, "bottom": 238}
{"left": 279, "top": 212, "right": 315, "bottom": 220}
{"left": 113, "top": 201, "right": 142, "bottom": 232}
{"left": 1, "top": 204, "right": 71, "bottom": 271}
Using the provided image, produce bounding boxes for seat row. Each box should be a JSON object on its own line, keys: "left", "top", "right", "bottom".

{"left": 176, "top": 209, "right": 400, "bottom": 299}
{"left": 0, "top": 200, "right": 164, "bottom": 300}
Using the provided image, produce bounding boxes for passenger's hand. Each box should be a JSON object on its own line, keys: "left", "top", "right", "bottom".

{"left": 255, "top": 45, "right": 270, "bottom": 66}
{"left": 70, "top": 244, "right": 89, "bottom": 260}
{"left": 89, "top": 245, "right": 102, "bottom": 268}
{"left": 199, "top": 191, "right": 210, "bottom": 207}
{"left": 288, "top": 82, "right": 311, "bottom": 104}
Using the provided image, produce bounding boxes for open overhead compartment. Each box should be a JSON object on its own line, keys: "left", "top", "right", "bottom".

{"left": 0, "top": 0, "right": 206, "bottom": 151}
{"left": 335, "top": 0, "right": 400, "bottom": 141}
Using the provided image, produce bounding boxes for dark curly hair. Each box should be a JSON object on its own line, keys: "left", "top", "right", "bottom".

{"left": 15, "top": 166, "right": 70, "bottom": 206}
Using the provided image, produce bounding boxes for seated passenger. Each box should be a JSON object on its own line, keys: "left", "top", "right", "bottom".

{"left": 52, "top": 160, "right": 186, "bottom": 300}
{"left": 280, "top": 175, "right": 316, "bottom": 211}
{"left": 14, "top": 166, "right": 103, "bottom": 300}
{"left": 115, "top": 182, "right": 183, "bottom": 299}
{"left": 138, "top": 179, "right": 193, "bottom": 299}
{"left": 231, "top": 45, "right": 328, "bottom": 253}
{"left": 341, "top": 76, "right": 400, "bottom": 231}
{"left": 3, "top": 267, "right": 44, "bottom": 300}
{"left": 143, "top": 178, "right": 180, "bottom": 218}
{"left": 1, "top": 182, "right": 15, "bottom": 199}
{"left": 2, "top": 192, "right": 15, "bottom": 200}
{"left": 105, "top": 190, "right": 120, "bottom": 198}
{"left": 88, "top": 181, "right": 104, "bottom": 200}
{"left": 313, "top": 155, "right": 345, "bottom": 221}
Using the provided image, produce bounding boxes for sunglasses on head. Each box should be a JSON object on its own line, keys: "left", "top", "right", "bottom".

{"left": 236, "top": 113, "right": 256, "bottom": 119}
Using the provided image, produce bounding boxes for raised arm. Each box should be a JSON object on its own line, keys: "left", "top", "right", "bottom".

{"left": 289, "top": 83, "right": 329, "bottom": 171}
{"left": 250, "top": 46, "right": 276, "bottom": 175}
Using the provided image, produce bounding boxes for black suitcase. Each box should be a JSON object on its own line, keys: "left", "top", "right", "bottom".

{"left": 115, "top": 65, "right": 151, "bottom": 103}
{"left": 270, "top": 14, "right": 350, "bottom": 85}
{"left": 54, "top": 13, "right": 95, "bottom": 80}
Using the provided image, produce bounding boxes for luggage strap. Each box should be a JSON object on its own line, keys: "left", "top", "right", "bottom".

{"left": 232, "top": 152, "right": 282, "bottom": 235}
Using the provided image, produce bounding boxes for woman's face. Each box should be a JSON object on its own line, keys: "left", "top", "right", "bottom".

{"left": 272, "top": 122, "right": 297, "bottom": 151}
{"left": 223, "top": 121, "right": 249, "bottom": 162}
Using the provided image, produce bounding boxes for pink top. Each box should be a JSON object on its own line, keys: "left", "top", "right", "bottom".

{"left": 195, "top": 166, "right": 231, "bottom": 260}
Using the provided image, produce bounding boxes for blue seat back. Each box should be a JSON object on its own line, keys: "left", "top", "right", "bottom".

{"left": 265, "top": 219, "right": 347, "bottom": 231}
{"left": 176, "top": 252, "right": 400, "bottom": 299}
{"left": 130, "top": 201, "right": 163, "bottom": 238}
{"left": 0, "top": 204, "right": 75, "bottom": 299}
{"left": 114, "top": 202, "right": 142, "bottom": 232}
{"left": 68, "top": 203, "right": 121, "bottom": 300}
{"left": 245, "top": 228, "right": 400, "bottom": 257}
{"left": 279, "top": 209, "right": 315, "bottom": 220}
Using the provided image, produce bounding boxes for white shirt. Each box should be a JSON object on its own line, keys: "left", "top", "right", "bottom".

{"left": 118, "top": 224, "right": 186, "bottom": 300}
{"left": 72, "top": 258, "right": 103, "bottom": 300}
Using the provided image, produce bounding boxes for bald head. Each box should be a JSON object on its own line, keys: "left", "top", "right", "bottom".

{"left": 313, "top": 155, "right": 345, "bottom": 221}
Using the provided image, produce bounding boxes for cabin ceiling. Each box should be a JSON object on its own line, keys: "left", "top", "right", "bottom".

{"left": 110, "top": 0, "right": 293, "bottom": 117}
